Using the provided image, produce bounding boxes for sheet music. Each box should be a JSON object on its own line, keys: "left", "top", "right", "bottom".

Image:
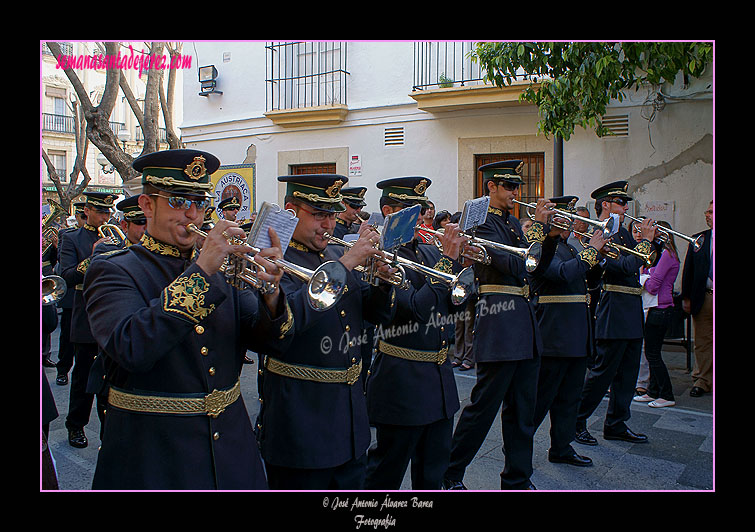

{"left": 460, "top": 196, "right": 490, "bottom": 232}
{"left": 246, "top": 201, "right": 299, "bottom": 251}
{"left": 380, "top": 204, "right": 421, "bottom": 252}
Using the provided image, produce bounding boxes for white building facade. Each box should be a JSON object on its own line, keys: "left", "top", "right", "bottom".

{"left": 181, "top": 41, "right": 713, "bottom": 260}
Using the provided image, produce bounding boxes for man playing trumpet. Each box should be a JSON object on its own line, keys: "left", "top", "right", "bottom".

{"left": 84, "top": 149, "right": 293, "bottom": 490}
{"left": 364, "top": 176, "right": 468, "bottom": 490}
{"left": 256, "top": 173, "right": 396, "bottom": 490}
{"left": 574, "top": 181, "right": 657, "bottom": 447}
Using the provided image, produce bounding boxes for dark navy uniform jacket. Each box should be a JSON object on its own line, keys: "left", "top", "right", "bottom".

{"left": 257, "top": 242, "right": 395, "bottom": 470}
{"left": 59, "top": 224, "right": 101, "bottom": 344}
{"left": 332, "top": 217, "right": 359, "bottom": 239}
{"left": 55, "top": 227, "right": 77, "bottom": 310}
{"left": 472, "top": 208, "right": 543, "bottom": 362}
{"left": 594, "top": 225, "right": 653, "bottom": 340}
{"left": 529, "top": 233, "right": 600, "bottom": 358}
{"left": 84, "top": 233, "right": 294, "bottom": 490}
{"left": 366, "top": 240, "right": 461, "bottom": 426}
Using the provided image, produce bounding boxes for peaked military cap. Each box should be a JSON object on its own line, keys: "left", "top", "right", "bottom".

{"left": 279, "top": 174, "right": 348, "bottom": 213}
{"left": 479, "top": 160, "right": 525, "bottom": 185}
{"left": 218, "top": 196, "right": 241, "bottom": 211}
{"left": 341, "top": 186, "right": 367, "bottom": 208}
{"left": 591, "top": 180, "right": 632, "bottom": 202}
{"left": 116, "top": 195, "right": 146, "bottom": 223}
{"left": 83, "top": 191, "right": 118, "bottom": 211}
{"left": 72, "top": 200, "right": 86, "bottom": 214}
{"left": 549, "top": 195, "right": 579, "bottom": 212}
{"left": 376, "top": 177, "right": 432, "bottom": 208}
{"left": 133, "top": 148, "right": 220, "bottom": 197}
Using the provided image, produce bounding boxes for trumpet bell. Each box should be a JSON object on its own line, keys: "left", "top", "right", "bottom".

{"left": 524, "top": 242, "right": 541, "bottom": 273}
{"left": 307, "top": 261, "right": 348, "bottom": 311}
{"left": 450, "top": 266, "right": 475, "bottom": 305}
{"left": 42, "top": 275, "right": 67, "bottom": 305}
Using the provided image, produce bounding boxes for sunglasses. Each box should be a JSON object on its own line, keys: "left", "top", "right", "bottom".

{"left": 150, "top": 194, "right": 210, "bottom": 211}
{"left": 494, "top": 181, "right": 520, "bottom": 191}
{"left": 608, "top": 198, "right": 628, "bottom": 207}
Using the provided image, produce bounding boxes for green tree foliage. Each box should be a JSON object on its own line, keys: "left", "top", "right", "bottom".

{"left": 472, "top": 42, "right": 713, "bottom": 140}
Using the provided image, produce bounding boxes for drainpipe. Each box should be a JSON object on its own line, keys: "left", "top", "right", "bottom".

{"left": 553, "top": 134, "right": 563, "bottom": 197}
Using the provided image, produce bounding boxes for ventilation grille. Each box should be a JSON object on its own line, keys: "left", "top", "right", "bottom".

{"left": 384, "top": 127, "right": 405, "bottom": 146}
{"left": 600, "top": 115, "right": 629, "bottom": 137}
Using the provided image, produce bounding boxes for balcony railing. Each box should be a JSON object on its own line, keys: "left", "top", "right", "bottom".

{"left": 412, "top": 42, "right": 486, "bottom": 91}
{"left": 42, "top": 113, "right": 125, "bottom": 137}
{"left": 265, "top": 41, "right": 349, "bottom": 112}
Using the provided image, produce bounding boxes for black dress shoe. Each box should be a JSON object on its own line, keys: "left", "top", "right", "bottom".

{"left": 243, "top": 355, "right": 255, "bottom": 365}
{"left": 68, "top": 428, "right": 88, "bottom": 448}
{"left": 575, "top": 428, "right": 598, "bottom": 446}
{"left": 56, "top": 374, "right": 68, "bottom": 386}
{"left": 548, "top": 450, "right": 593, "bottom": 467}
{"left": 603, "top": 428, "right": 648, "bottom": 444}
{"left": 689, "top": 386, "right": 707, "bottom": 397}
{"left": 441, "top": 478, "right": 467, "bottom": 490}
{"left": 42, "top": 357, "right": 57, "bottom": 368}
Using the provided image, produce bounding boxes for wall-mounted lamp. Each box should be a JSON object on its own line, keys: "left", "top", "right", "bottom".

{"left": 199, "top": 65, "right": 222, "bottom": 96}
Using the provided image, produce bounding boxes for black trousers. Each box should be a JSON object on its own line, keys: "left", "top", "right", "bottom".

{"left": 644, "top": 307, "right": 675, "bottom": 401}
{"left": 445, "top": 358, "right": 540, "bottom": 490}
{"left": 576, "top": 338, "right": 642, "bottom": 434}
{"left": 533, "top": 356, "right": 587, "bottom": 457}
{"left": 365, "top": 417, "right": 453, "bottom": 490}
{"left": 65, "top": 342, "right": 98, "bottom": 430}
{"left": 265, "top": 454, "right": 367, "bottom": 490}
{"left": 56, "top": 308, "right": 75, "bottom": 375}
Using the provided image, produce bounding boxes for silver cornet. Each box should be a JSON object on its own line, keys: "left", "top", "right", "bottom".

{"left": 623, "top": 213, "right": 704, "bottom": 253}
{"left": 42, "top": 275, "right": 67, "bottom": 306}
{"left": 186, "top": 224, "right": 346, "bottom": 311}
{"left": 513, "top": 199, "right": 617, "bottom": 239}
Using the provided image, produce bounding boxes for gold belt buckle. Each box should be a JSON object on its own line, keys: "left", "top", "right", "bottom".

{"left": 437, "top": 347, "right": 448, "bottom": 365}
{"left": 204, "top": 388, "right": 228, "bottom": 418}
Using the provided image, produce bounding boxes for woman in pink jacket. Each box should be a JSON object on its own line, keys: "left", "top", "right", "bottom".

{"left": 634, "top": 221, "right": 680, "bottom": 408}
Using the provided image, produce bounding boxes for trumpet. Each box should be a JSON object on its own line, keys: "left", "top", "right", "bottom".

{"left": 186, "top": 224, "right": 347, "bottom": 311}
{"left": 323, "top": 232, "right": 410, "bottom": 289}
{"left": 574, "top": 230, "right": 657, "bottom": 267}
{"left": 623, "top": 213, "right": 704, "bottom": 252}
{"left": 98, "top": 223, "right": 128, "bottom": 246}
{"left": 419, "top": 225, "right": 541, "bottom": 273}
{"left": 42, "top": 275, "right": 67, "bottom": 305}
{"left": 324, "top": 232, "right": 475, "bottom": 305}
{"left": 513, "top": 199, "right": 616, "bottom": 239}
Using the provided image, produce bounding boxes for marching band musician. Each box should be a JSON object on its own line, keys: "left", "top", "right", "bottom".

{"left": 58, "top": 191, "right": 119, "bottom": 449}
{"left": 527, "top": 196, "right": 606, "bottom": 468}
{"left": 442, "top": 160, "right": 554, "bottom": 491}
{"left": 333, "top": 186, "right": 367, "bottom": 238}
{"left": 364, "top": 177, "right": 466, "bottom": 490}
{"left": 83, "top": 195, "right": 147, "bottom": 438}
{"left": 218, "top": 195, "right": 242, "bottom": 222}
{"left": 574, "top": 181, "right": 657, "bottom": 447}
{"left": 256, "top": 174, "right": 396, "bottom": 490}
{"left": 84, "top": 149, "right": 293, "bottom": 490}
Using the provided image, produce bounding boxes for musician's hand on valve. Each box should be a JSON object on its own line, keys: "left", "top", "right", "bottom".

{"left": 639, "top": 218, "right": 657, "bottom": 243}
{"left": 340, "top": 230, "right": 381, "bottom": 272}
{"left": 533, "top": 199, "right": 556, "bottom": 225}
{"left": 588, "top": 229, "right": 607, "bottom": 251}
{"left": 196, "top": 220, "right": 249, "bottom": 276}
{"left": 254, "top": 227, "right": 284, "bottom": 309}
{"left": 438, "top": 223, "right": 464, "bottom": 261}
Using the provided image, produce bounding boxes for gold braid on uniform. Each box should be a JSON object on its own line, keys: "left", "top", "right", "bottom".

{"left": 633, "top": 240, "right": 653, "bottom": 256}
{"left": 525, "top": 221, "right": 546, "bottom": 244}
{"left": 578, "top": 247, "right": 600, "bottom": 268}
{"left": 76, "top": 257, "right": 91, "bottom": 275}
{"left": 279, "top": 302, "right": 294, "bottom": 339}
{"left": 429, "top": 256, "right": 454, "bottom": 285}
{"left": 162, "top": 272, "right": 216, "bottom": 323}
